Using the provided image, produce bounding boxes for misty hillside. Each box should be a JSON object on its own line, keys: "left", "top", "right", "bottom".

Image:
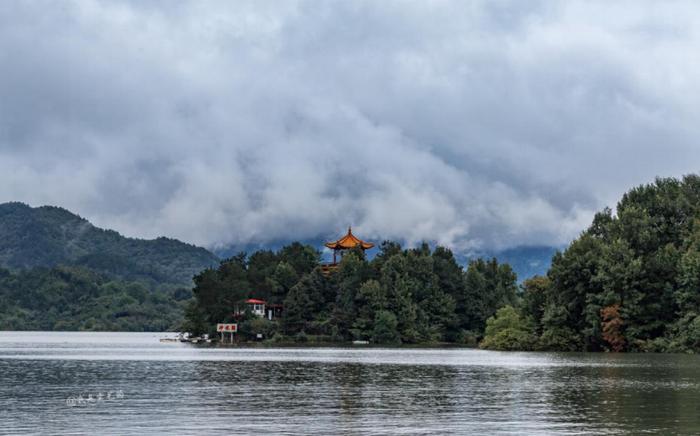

{"left": 0, "top": 202, "right": 219, "bottom": 285}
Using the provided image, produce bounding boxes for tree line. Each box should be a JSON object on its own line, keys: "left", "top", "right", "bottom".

{"left": 484, "top": 175, "right": 700, "bottom": 353}
{"left": 183, "top": 242, "right": 518, "bottom": 344}
{"left": 0, "top": 265, "right": 191, "bottom": 331}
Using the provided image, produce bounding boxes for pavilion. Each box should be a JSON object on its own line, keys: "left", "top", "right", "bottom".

{"left": 322, "top": 227, "right": 374, "bottom": 274}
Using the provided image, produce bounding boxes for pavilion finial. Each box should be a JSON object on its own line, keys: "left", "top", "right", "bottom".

{"left": 348, "top": 226, "right": 352, "bottom": 235}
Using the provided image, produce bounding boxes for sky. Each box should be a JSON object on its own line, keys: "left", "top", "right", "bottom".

{"left": 1, "top": 1, "right": 700, "bottom": 253}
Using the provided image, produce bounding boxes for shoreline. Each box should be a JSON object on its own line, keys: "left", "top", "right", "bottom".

{"left": 201, "top": 341, "right": 478, "bottom": 349}
{"left": 4, "top": 331, "right": 696, "bottom": 354}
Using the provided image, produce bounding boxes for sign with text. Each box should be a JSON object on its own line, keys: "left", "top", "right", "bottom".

{"left": 217, "top": 323, "right": 238, "bottom": 332}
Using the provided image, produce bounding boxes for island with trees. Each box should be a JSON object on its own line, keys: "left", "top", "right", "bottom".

{"left": 183, "top": 236, "right": 518, "bottom": 346}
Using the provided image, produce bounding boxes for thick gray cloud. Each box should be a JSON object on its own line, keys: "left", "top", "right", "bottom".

{"left": 1, "top": 1, "right": 700, "bottom": 251}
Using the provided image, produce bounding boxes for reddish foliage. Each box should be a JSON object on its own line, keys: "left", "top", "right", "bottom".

{"left": 601, "top": 304, "right": 625, "bottom": 352}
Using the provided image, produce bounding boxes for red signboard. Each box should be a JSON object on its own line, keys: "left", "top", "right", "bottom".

{"left": 217, "top": 323, "right": 238, "bottom": 332}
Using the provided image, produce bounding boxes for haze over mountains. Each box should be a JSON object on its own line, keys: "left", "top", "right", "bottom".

{"left": 0, "top": 202, "right": 557, "bottom": 282}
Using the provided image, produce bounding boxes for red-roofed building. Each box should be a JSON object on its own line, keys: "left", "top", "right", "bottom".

{"left": 245, "top": 298, "right": 267, "bottom": 317}
{"left": 235, "top": 298, "right": 283, "bottom": 320}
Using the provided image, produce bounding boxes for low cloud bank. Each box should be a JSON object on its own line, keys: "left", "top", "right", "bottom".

{"left": 1, "top": 1, "right": 699, "bottom": 251}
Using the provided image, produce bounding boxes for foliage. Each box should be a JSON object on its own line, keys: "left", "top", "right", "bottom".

{"left": 601, "top": 304, "right": 625, "bottom": 352}
{"left": 372, "top": 311, "right": 400, "bottom": 344}
{"left": 520, "top": 175, "right": 700, "bottom": 353}
{"left": 185, "top": 240, "right": 519, "bottom": 344}
{"left": 0, "top": 265, "right": 189, "bottom": 331}
{"left": 520, "top": 276, "right": 549, "bottom": 335}
{"left": 458, "top": 258, "right": 518, "bottom": 335}
{"left": 239, "top": 318, "right": 279, "bottom": 341}
{"left": 480, "top": 305, "right": 536, "bottom": 351}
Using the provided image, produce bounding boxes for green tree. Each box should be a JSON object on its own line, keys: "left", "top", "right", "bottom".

{"left": 279, "top": 242, "right": 319, "bottom": 276}
{"left": 331, "top": 251, "right": 372, "bottom": 339}
{"left": 181, "top": 300, "right": 209, "bottom": 335}
{"left": 520, "top": 276, "right": 550, "bottom": 335}
{"left": 247, "top": 250, "right": 279, "bottom": 300}
{"left": 282, "top": 279, "right": 314, "bottom": 335}
{"left": 524, "top": 175, "right": 700, "bottom": 352}
{"left": 380, "top": 253, "right": 420, "bottom": 342}
{"left": 351, "top": 279, "right": 387, "bottom": 340}
{"left": 460, "top": 258, "right": 518, "bottom": 335}
{"left": 545, "top": 234, "right": 604, "bottom": 350}
{"left": 372, "top": 310, "right": 401, "bottom": 344}
{"left": 269, "top": 261, "right": 299, "bottom": 303}
{"left": 480, "top": 305, "right": 536, "bottom": 351}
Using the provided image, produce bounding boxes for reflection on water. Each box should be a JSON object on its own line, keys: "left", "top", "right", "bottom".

{"left": 1, "top": 332, "right": 700, "bottom": 435}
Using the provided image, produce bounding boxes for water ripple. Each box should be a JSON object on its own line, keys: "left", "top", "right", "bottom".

{"left": 1, "top": 332, "right": 700, "bottom": 435}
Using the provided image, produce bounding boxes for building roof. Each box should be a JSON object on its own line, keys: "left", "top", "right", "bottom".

{"left": 324, "top": 227, "right": 374, "bottom": 250}
{"left": 245, "top": 298, "right": 266, "bottom": 305}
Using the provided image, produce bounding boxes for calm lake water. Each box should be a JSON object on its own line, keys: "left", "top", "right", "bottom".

{"left": 1, "top": 332, "right": 700, "bottom": 435}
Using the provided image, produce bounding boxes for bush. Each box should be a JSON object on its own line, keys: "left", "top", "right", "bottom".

{"left": 666, "top": 314, "right": 700, "bottom": 353}
{"left": 239, "top": 318, "right": 279, "bottom": 341}
{"left": 537, "top": 327, "right": 581, "bottom": 351}
{"left": 455, "top": 330, "right": 479, "bottom": 347}
{"left": 479, "top": 306, "right": 536, "bottom": 351}
{"left": 637, "top": 337, "right": 671, "bottom": 353}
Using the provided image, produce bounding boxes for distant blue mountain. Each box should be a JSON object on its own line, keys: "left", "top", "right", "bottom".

{"left": 474, "top": 245, "right": 560, "bottom": 281}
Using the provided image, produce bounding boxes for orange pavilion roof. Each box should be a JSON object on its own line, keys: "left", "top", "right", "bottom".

{"left": 325, "top": 227, "right": 374, "bottom": 250}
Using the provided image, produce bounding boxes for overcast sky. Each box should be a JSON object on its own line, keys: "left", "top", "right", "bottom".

{"left": 1, "top": 1, "right": 700, "bottom": 252}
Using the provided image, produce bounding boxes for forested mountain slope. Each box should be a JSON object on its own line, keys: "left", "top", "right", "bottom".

{"left": 0, "top": 202, "right": 218, "bottom": 285}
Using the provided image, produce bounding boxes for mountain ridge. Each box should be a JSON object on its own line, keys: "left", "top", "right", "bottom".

{"left": 0, "top": 202, "right": 219, "bottom": 285}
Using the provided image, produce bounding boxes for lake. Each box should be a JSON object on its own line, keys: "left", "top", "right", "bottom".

{"left": 1, "top": 332, "right": 699, "bottom": 435}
